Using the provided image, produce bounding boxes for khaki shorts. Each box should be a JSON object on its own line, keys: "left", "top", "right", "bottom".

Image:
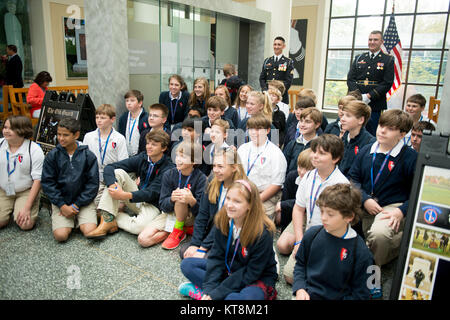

{"left": 51, "top": 202, "right": 97, "bottom": 231}
{"left": 263, "top": 190, "right": 282, "bottom": 220}
{"left": 0, "top": 188, "right": 40, "bottom": 224}
{"left": 146, "top": 211, "right": 195, "bottom": 232}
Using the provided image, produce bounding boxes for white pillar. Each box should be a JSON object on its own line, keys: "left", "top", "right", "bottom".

{"left": 255, "top": 0, "right": 293, "bottom": 57}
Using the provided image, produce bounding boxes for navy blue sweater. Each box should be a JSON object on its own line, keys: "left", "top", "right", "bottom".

{"left": 324, "top": 119, "right": 341, "bottom": 137}
{"left": 280, "top": 170, "right": 299, "bottom": 231}
{"left": 293, "top": 226, "right": 374, "bottom": 300}
{"left": 283, "top": 137, "right": 312, "bottom": 175}
{"left": 190, "top": 177, "right": 219, "bottom": 249}
{"left": 203, "top": 225, "right": 278, "bottom": 300}
{"left": 159, "top": 91, "right": 190, "bottom": 125}
{"left": 339, "top": 128, "right": 376, "bottom": 177}
{"left": 42, "top": 144, "right": 99, "bottom": 209}
{"left": 158, "top": 167, "right": 207, "bottom": 216}
{"left": 348, "top": 143, "right": 417, "bottom": 215}
{"left": 223, "top": 107, "right": 239, "bottom": 129}
{"left": 117, "top": 109, "right": 149, "bottom": 138}
{"left": 103, "top": 153, "right": 175, "bottom": 206}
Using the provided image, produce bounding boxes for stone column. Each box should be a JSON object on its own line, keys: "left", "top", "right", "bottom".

{"left": 84, "top": 0, "right": 129, "bottom": 120}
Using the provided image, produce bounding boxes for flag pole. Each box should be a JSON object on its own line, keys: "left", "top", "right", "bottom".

{"left": 392, "top": 0, "right": 395, "bottom": 14}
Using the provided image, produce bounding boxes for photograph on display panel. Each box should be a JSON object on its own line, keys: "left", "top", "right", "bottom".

{"left": 394, "top": 161, "right": 450, "bottom": 300}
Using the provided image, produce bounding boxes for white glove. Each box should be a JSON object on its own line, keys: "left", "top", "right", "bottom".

{"left": 362, "top": 94, "right": 371, "bottom": 104}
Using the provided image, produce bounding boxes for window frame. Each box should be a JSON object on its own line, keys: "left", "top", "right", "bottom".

{"left": 322, "top": 0, "right": 449, "bottom": 111}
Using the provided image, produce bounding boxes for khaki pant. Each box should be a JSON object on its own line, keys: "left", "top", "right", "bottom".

{"left": 363, "top": 203, "right": 405, "bottom": 266}
{"left": 51, "top": 202, "right": 97, "bottom": 231}
{"left": 97, "top": 169, "right": 160, "bottom": 235}
{"left": 263, "top": 190, "right": 282, "bottom": 220}
{"left": 147, "top": 211, "right": 195, "bottom": 232}
{"left": 281, "top": 219, "right": 307, "bottom": 282}
{"left": 0, "top": 188, "right": 40, "bottom": 224}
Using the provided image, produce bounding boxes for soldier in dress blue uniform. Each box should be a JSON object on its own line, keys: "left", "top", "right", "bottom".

{"left": 259, "top": 36, "right": 294, "bottom": 105}
{"left": 347, "top": 31, "right": 394, "bottom": 136}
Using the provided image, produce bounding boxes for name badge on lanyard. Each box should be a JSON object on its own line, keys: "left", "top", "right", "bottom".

{"left": 6, "top": 150, "right": 17, "bottom": 196}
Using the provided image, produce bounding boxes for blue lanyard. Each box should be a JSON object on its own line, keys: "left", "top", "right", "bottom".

{"left": 403, "top": 135, "right": 411, "bottom": 146}
{"left": 309, "top": 167, "right": 337, "bottom": 218}
{"left": 218, "top": 183, "right": 227, "bottom": 210}
{"left": 225, "top": 219, "right": 240, "bottom": 276}
{"left": 178, "top": 170, "right": 192, "bottom": 189}
{"left": 247, "top": 140, "right": 269, "bottom": 176}
{"left": 6, "top": 150, "right": 17, "bottom": 178}
{"left": 170, "top": 97, "right": 180, "bottom": 124}
{"left": 210, "top": 145, "right": 215, "bottom": 163}
{"left": 128, "top": 113, "right": 139, "bottom": 143}
{"left": 370, "top": 144, "right": 392, "bottom": 196}
{"left": 98, "top": 128, "right": 113, "bottom": 166}
{"left": 341, "top": 225, "right": 349, "bottom": 239}
{"left": 141, "top": 160, "right": 155, "bottom": 189}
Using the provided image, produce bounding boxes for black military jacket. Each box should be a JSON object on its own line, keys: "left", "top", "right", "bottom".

{"left": 259, "top": 55, "right": 294, "bottom": 103}
{"left": 347, "top": 51, "right": 394, "bottom": 112}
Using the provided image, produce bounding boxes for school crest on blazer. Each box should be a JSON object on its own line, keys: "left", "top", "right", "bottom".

{"left": 340, "top": 248, "right": 348, "bottom": 261}
{"left": 241, "top": 246, "right": 248, "bottom": 258}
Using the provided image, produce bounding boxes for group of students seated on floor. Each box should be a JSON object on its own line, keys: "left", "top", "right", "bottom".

{"left": 0, "top": 72, "right": 437, "bottom": 300}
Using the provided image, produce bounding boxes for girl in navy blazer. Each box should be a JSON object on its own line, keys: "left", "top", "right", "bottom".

{"left": 159, "top": 75, "right": 190, "bottom": 127}
{"left": 179, "top": 179, "right": 278, "bottom": 300}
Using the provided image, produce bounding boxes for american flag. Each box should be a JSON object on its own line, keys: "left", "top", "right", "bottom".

{"left": 382, "top": 14, "right": 402, "bottom": 100}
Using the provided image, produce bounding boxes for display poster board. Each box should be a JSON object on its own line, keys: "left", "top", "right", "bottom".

{"left": 391, "top": 133, "right": 450, "bottom": 300}
{"left": 34, "top": 90, "right": 96, "bottom": 154}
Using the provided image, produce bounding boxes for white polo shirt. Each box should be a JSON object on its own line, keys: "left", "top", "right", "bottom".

{"left": 125, "top": 110, "right": 143, "bottom": 156}
{"left": 237, "top": 139, "right": 287, "bottom": 192}
{"left": 83, "top": 128, "right": 129, "bottom": 181}
{"left": 295, "top": 167, "right": 349, "bottom": 229}
{"left": 276, "top": 101, "right": 290, "bottom": 120}
{"left": 0, "top": 138, "right": 45, "bottom": 193}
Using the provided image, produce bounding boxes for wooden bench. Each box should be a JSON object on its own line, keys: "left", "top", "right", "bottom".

{"left": 288, "top": 89, "right": 300, "bottom": 112}
{"left": 6, "top": 85, "right": 89, "bottom": 127}
{"left": 427, "top": 96, "right": 440, "bottom": 124}
{"left": 0, "top": 85, "right": 12, "bottom": 123}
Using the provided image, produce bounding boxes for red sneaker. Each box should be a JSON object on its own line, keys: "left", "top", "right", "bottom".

{"left": 161, "top": 228, "right": 186, "bottom": 250}
{"left": 183, "top": 225, "right": 194, "bottom": 236}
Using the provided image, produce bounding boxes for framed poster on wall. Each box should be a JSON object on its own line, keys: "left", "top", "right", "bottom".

{"left": 390, "top": 133, "right": 450, "bottom": 300}
{"left": 289, "top": 19, "right": 307, "bottom": 86}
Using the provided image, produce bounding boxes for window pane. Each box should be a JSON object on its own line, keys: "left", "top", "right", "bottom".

{"left": 440, "top": 51, "right": 447, "bottom": 84}
{"left": 404, "top": 84, "right": 437, "bottom": 115}
{"left": 331, "top": 0, "right": 356, "bottom": 17}
{"left": 324, "top": 81, "right": 349, "bottom": 109}
{"left": 417, "top": 0, "right": 450, "bottom": 13}
{"left": 383, "top": 15, "right": 414, "bottom": 49}
{"left": 329, "top": 18, "right": 355, "bottom": 48}
{"left": 357, "top": 0, "right": 385, "bottom": 16}
{"left": 413, "top": 14, "right": 447, "bottom": 49}
{"left": 326, "top": 51, "right": 352, "bottom": 80}
{"left": 400, "top": 50, "right": 409, "bottom": 82}
{"left": 408, "top": 51, "right": 442, "bottom": 84}
{"left": 354, "top": 17, "right": 383, "bottom": 49}
{"left": 386, "top": 0, "right": 416, "bottom": 14}
{"left": 437, "top": 86, "right": 443, "bottom": 100}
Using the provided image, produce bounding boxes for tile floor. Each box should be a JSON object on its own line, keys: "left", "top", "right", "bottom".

{"left": 0, "top": 207, "right": 397, "bottom": 300}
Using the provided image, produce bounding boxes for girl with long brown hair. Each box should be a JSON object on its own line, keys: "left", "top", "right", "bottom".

{"left": 179, "top": 179, "right": 278, "bottom": 300}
